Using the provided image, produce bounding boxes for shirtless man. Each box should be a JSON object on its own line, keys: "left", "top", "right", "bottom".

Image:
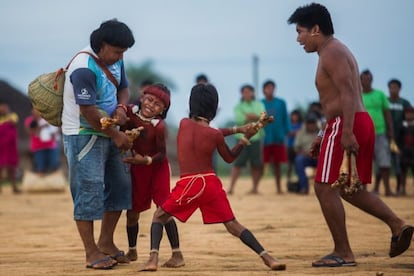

{"left": 140, "top": 83, "right": 285, "bottom": 271}
{"left": 288, "top": 3, "right": 413, "bottom": 267}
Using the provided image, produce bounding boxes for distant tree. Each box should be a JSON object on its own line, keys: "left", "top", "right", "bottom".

{"left": 126, "top": 60, "right": 175, "bottom": 103}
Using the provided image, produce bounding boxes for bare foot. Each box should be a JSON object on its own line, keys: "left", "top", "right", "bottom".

{"left": 140, "top": 251, "right": 158, "bottom": 271}
{"left": 162, "top": 251, "right": 185, "bottom": 268}
{"left": 261, "top": 253, "right": 286, "bottom": 271}
{"left": 126, "top": 249, "right": 137, "bottom": 261}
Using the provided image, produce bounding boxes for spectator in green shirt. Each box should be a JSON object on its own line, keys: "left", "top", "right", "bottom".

{"left": 361, "top": 70, "right": 395, "bottom": 196}
{"left": 227, "top": 84, "right": 265, "bottom": 195}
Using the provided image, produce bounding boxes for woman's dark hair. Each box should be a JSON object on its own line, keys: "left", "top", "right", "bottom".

{"left": 287, "top": 3, "right": 334, "bottom": 36}
{"left": 189, "top": 83, "right": 219, "bottom": 122}
{"left": 90, "top": 19, "right": 135, "bottom": 53}
{"left": 240, "top": 84, "right": 255, "bottom": 101}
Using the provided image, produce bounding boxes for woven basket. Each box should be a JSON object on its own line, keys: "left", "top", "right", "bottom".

{"left": 28, "top": 68, "right": 65, "bottom": 126}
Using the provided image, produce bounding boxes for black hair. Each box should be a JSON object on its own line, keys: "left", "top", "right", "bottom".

{"left": 240, "top": 84, "right": 255, "bottom": 101}
{"left": 140, "top": 79, "right": 154, "bottom": 87}
{"left": 290, "top": 109, "right": 303, "bottom": 123}
{"left": 263, "top": 80, "right": 276, "bottom": 89}
{"left": 90, "top": 19, "right": 135, "bottom": 53}
{"left": 195, "top": 74, "right": 209, "bottom": 84}
{"left": 189, "top": 83, "right": 219, "bottom": 122}
{"left": 287, "top": 3, "right": 334, "bottom": 36}
{"left": 360, "top": 69, "right": 372, "bottom": 76}
{"left": 388, "top": 78, "right": 402, "bottom": 88}
{"left": 240, "top": 84, "right": 255, "bottom": 93}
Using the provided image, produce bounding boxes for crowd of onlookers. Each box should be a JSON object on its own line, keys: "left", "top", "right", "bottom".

{"left": 0, "top": 70, "right": 412, "bottom": 197}
{"left": 223, "top": 70, "right": 413, "bottom": 197}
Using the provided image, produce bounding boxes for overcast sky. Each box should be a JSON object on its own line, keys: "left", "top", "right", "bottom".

{"left": 1, "top": 0, "right": 413, "bottom": 126}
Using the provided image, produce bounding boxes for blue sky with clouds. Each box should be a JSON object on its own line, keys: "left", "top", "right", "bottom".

{"left": 1, "top": 0, "right": 413, "bottom": 126}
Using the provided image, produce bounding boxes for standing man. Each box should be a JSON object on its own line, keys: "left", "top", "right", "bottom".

{"left": 62, "top": 19, "right": 135, "bottom": 270}
{"left": 261, "top": 80, "right": 290, "bottom": 194}
{"left": 288, "top": 3, "right": 413, "bottom": 267}
{"left": 227, "top": 84, "right": 265, "bottom": 195}
{"left": 387, "top": 78, "right": 411, "bottom": 195}
{"left": 360, "top": 70, "right": 394, "bottom": 196}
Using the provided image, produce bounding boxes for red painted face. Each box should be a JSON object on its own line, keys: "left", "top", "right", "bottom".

{"left": 140, "top": 94, "right": 166, "bottom": 118}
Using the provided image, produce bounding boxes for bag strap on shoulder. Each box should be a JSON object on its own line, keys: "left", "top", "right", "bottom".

{"left": 65, "top": 51, "right": 119, "bottom": 88}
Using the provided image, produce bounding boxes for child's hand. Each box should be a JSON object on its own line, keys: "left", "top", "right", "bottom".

{"left": 113, "top": 106, "right": 129, "bottom": 126}
{"left": 238, "top": 123, "right": 258, "bottom": 137}
{"left": 123, "top": 151, "right": 147, "bottom": 165}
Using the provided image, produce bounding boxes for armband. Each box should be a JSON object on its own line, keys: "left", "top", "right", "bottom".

{"left": 116, "top": 104, "right": 127, "bottom": 113}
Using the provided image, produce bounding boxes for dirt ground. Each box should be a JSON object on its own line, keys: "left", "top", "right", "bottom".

{"left": 0, "top": 175, "right": 413, "bottom": 276}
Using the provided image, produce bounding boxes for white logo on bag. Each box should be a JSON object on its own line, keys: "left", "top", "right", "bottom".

{"left": 78, "top": 88, "right": 91, "bottom": 100}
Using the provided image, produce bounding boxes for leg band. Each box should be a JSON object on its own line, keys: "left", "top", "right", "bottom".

{"left": 239, "top": 229, "right": 265, "bottom": 255}
{"left": 127, "top": 223, "right": 139, "bottom": 248}
{"left": 165, "top": 219, "right": 180, "bottom": 249}
{"left": 150, "top": 222, "right": 164, "bottom": 251}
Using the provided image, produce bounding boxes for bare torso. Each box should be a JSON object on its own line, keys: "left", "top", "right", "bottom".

{"left": 315, "top": 38, "right": 365, "bottom": 121}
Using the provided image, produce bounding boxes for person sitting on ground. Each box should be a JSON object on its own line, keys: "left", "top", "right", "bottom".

{"left": 293, "top": 112, "right": 319, "bottom": 194}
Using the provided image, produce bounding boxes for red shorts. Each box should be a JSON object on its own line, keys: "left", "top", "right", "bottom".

{"left": 130, "top": 159, "right": 171, "bottom": 213}
{"left": 162, "top": 172, "right": 235, "bottom": 224}
{"left": 263, "top": 144, "right": 287, "bottom": 163}
{"left": 315, "top": 112, "right": 374, "bottom": 184}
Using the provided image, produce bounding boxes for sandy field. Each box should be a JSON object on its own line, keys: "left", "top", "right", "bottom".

{"left": 0, "top": 175, "right": 413, "bottom": 276}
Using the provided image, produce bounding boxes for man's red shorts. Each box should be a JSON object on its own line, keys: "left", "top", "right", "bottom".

{"left": 315, "top": 112, "right": 374, "bottom": 184}
{"left": 162, "top": 172, "right": 235, "bottom": 224}
{"left": 263, "top": 144, "right": 288, "bottom": 164}
{"left": 130, "top": 158, "right": 171, "bottom": 213}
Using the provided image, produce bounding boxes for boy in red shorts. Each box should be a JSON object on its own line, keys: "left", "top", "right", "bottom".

{"left": 140, "top": 83, "right": 286, "bottom": 271}
{"left": 122, "top": 84, "right": 184, "bottom": 267}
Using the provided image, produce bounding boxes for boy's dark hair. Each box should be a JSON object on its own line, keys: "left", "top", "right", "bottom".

{"left": 263, "top": 80, "right": 276, "bottom": 89}
{"left": 90, "top": 19, "right": 135, "bottom": 53}
{"left": 287, "top": 3, "right": 334, "bottom": 36}
{"left": 388, "top": 78, "right": 402, "bottom": 88}
{"left": 360, "top": 69, "right": 372, "bottom": 77}
{"left": 189, "top": 83, "right": 219, "bottom": 122}
{"left": 195, "top": 74, "right": 209, "bottom": 84}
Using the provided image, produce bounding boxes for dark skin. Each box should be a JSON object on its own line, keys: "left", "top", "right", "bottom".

{"left": 360, "top": 72, "right": 394, "bottom": 195}
{"left": 140, "top": 117, "right": 284, "bottom": 271}
{"left": 76, "top": 44, "right": 132, "bottom": 268}
{"left": 294, "top": 23, "right": 408, "bottom": 266}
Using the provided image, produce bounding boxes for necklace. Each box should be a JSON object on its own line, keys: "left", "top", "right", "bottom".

{"left": 318, "top": 37, "right": 335, "bottom": 54}
{"left": 195, "top": 116, "right": 210, "bottom": 123}
{"left": 136, "top": 111, "right": 155, "bottom": 122}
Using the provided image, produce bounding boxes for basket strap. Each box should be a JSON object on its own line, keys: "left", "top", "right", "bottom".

{"left": 65, "top": 51, "right": 119, "bottom": 87}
